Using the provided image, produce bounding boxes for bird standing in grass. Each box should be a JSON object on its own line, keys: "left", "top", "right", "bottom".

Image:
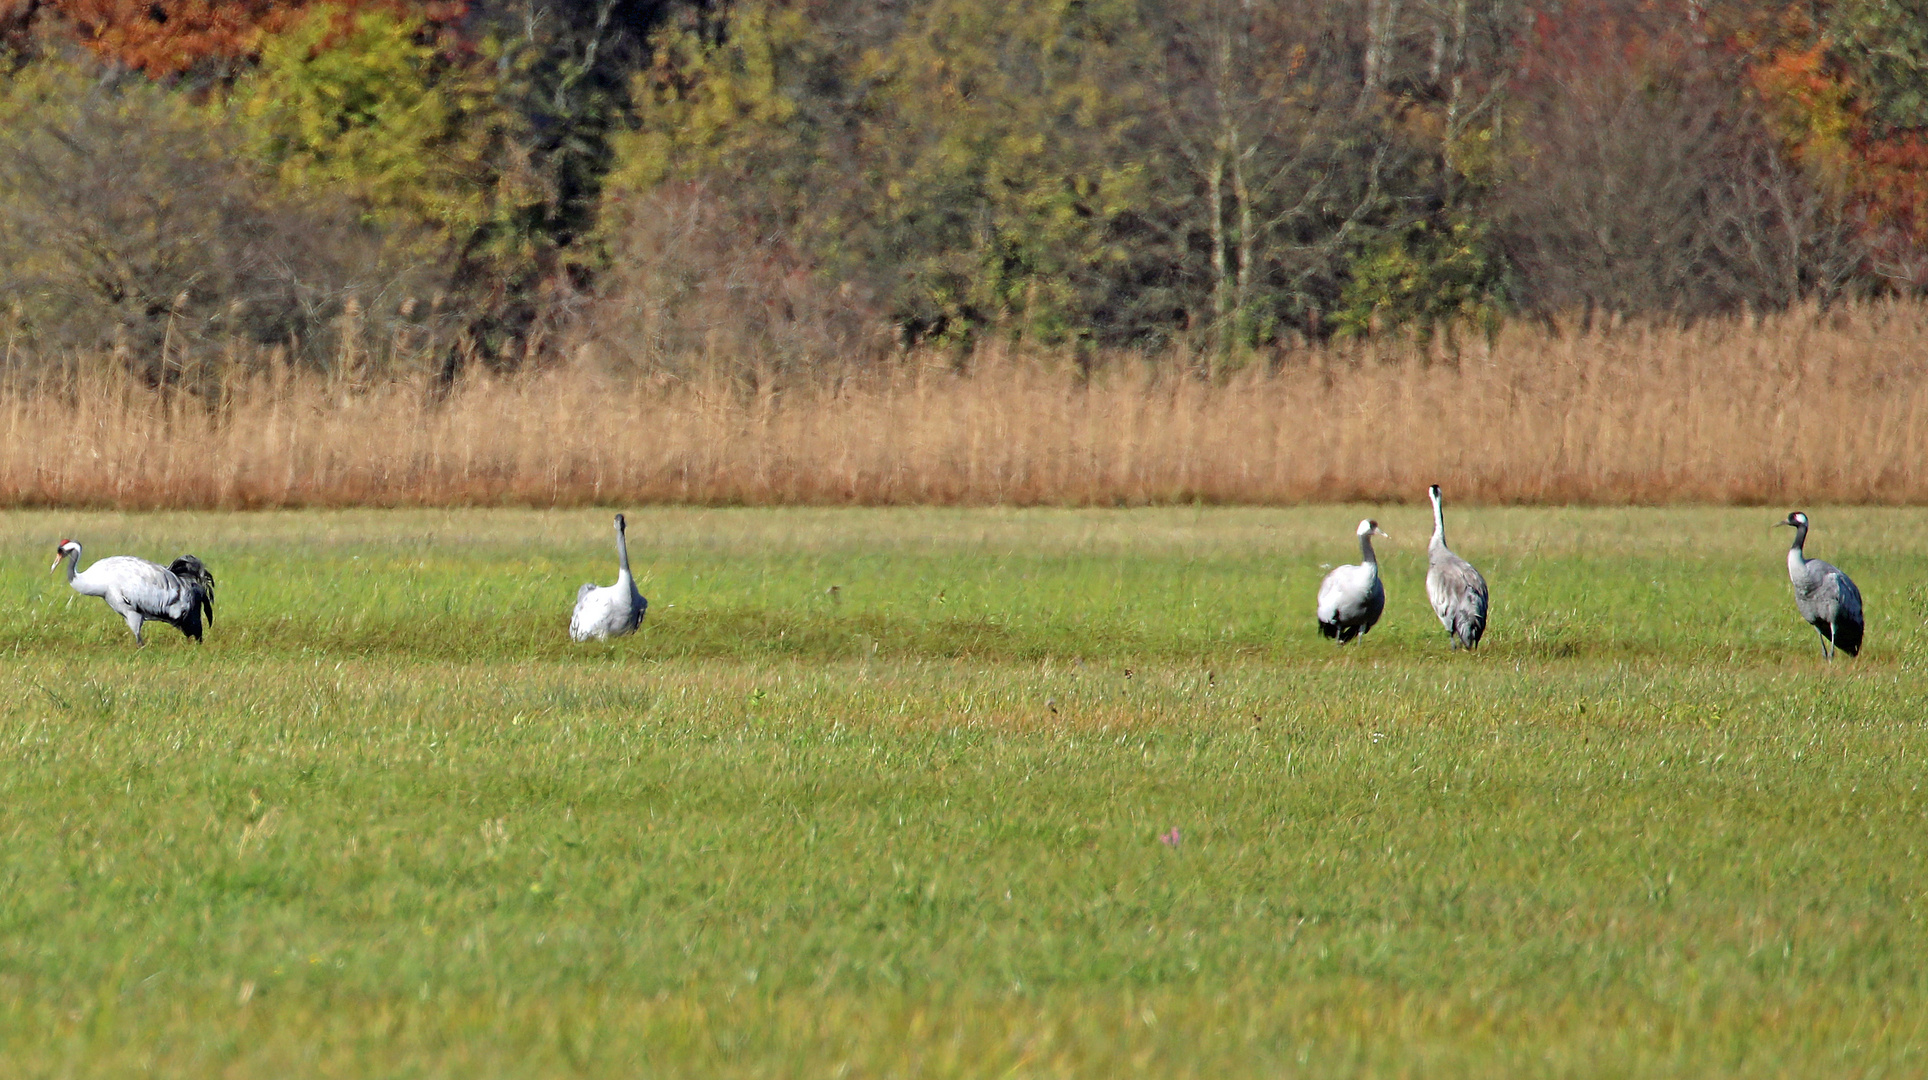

{"left": 52, "top": 540, "right": 215, "bottom": 646}
{"left": 1778, "top": 510, "right": 1862, "bottom": 660}
{"left": 570, "top": 513, "right": 647, "bottom": 642}
{"left": 1317, "top": 519, "right": 1389, "bottom": 643}
{"left": 1425, "top": 484, "right": 1489, "bottom": 649}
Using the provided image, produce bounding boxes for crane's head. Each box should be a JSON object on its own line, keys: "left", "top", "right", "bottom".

{"left": 1777, "top": 511, "right": 1808, "bottom": 530}
{"left": 615, "top": 512, "right": 627, "bottom": 532}
{"left": 1428, "top": 484, "right": 1442, "bottom": 501}
{"left": 52, "top": 539, "right": 78, "bottom": 570}
{"left": 1356, "top": 519, "right": 1389, "bottom": 539}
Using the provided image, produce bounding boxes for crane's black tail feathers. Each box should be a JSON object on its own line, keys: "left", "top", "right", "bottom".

{"left": 1319, "top": 619, "right": 1366, "bottom": 643}
{"left": 1833, "top": 615, "right": 1863, "bottom": 658}
{"left": 167, "top": 555, "right": 216, "bottom": 642}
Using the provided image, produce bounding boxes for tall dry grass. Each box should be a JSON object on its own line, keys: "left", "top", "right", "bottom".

{"left": 3, "top": 303, "right": 1926, "bottom": 508}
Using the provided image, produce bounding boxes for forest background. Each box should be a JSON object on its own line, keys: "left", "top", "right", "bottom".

{"left": 2, "top": 0, "right": 1927, "bottom": 506}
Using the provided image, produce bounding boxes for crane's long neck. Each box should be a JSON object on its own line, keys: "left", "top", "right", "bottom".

{"left": 1429, "top": 494, "right": 1447, "bottom": 549}
{"left": 615, "top": 521, "right": 633, "bottom": 584}
{"left": 59, "top": 546, "right": 106, "bottom": 597}
{"left": 1359, "top": 533, "right": 1379, "bottom": 567}
{"left": 1787, "top": 522, "right": 1808, "bottom": 581}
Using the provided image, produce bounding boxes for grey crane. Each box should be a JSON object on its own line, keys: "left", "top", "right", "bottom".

{"left": 570, "top": 513, "right": 648, "bottom": 642}
{"left": 52, "top": 540, "right": 215, "bottom": 646}
{"left": 1425, "top": 484, "right": 1489, "bottom": 649}
{"left": 1317, "top": 519, "right": 1389, "bottom": 643}
{"left": 1777, "top": 510, "right": 1863, "bottom": 660}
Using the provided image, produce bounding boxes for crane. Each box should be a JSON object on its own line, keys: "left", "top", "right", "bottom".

{"left": 1317, "top": 519, "right": 1389, "bottom": 643}
{"left": 570, "top": 513, "right": 647, "bottom": 642}
{"left": 52, "top": 540, "right": 215, "bottom": 646}
{"left": 1425, "top": 484, "right": 1490, "bottom": 649}
{"left": 1778, "top": 511, "right": 1863, "bottom": 660}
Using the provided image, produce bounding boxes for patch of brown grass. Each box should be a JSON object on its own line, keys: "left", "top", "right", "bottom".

{"left": 3, "top": 303, "right": 1925, "bottom": 508}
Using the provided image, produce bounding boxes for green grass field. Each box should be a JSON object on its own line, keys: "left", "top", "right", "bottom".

{"left": 3, "top": 506, "right": 1926, "bottom": 1078}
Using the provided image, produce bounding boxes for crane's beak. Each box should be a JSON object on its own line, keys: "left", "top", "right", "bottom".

{"left": 1375, "top": 528, "right": 1392, "bottom": 540}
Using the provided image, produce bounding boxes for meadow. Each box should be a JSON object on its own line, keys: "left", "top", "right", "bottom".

{"left": 2, "top": 505, "right": 1927, "bottom": 1077}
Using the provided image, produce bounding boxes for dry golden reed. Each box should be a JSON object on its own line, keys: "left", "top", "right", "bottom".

{"left": 3, "top": 303, "right": 1926, "bottom": 508}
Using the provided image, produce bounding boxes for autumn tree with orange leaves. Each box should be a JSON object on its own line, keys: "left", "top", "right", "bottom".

{"left": 1747, "top": 0, "right": 1928, "bottom": 288}
{"left": 25, "top": 0, "right": 465, "bottom": 79}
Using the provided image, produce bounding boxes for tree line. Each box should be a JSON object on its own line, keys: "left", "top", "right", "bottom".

{"left": 0, "top": 0, "right": 1923, "bottom": 379}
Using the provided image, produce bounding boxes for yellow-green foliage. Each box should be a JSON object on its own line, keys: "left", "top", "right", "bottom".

{"left": 611, "top": 0, "right": 1158, "bottom": 345}
{"left": 1336, "top": 217, "right": 1508, "bottom": 342}
{"left": 862, "top": 0, "right": 1153, "bottom": 343}
{"left": 610, "top": 2, "right": 814, "bottom": 194}
{"left": 235, "top": 4, "right": 522, "bottom": 247}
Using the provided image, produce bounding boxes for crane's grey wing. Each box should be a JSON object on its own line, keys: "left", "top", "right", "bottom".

{"left": 96, "top": 556, "right": 194, "bottom": 621}
{"left": 1795, "top": 560, "right": 1864, "bottom": 654}
{"left": 1798, "top": 560, "right": 1850, "bottom": 619}
{"left": 1831, "top": 570, "right": 1863, "bottom": 625}
{"left": 1440, "top": 558, "right": 1489, "bottom": 619}
{"left": 1427, "top": 552, "right": 1488, "bottom": 646}
{"left": 572, "top": 583, "right": 643, "bottom": 640}
{"left": 569, "top": 583, "right": 599, "bottom": 640}
{"left": 1316, "top": 565, "right": 1360, "bottom": 623}
{"left": 1318, "top": 564, "right": 1382, "bottom": 630}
